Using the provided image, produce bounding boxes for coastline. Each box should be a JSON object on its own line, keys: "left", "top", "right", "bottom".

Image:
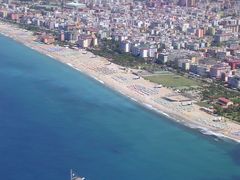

{"left": 1, "top": 22, "right": 240, "bottom": 143}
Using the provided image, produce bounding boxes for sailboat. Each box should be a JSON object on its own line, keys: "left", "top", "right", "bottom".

{"left": 70, "top": 169, "right": 86, "bottom": 180}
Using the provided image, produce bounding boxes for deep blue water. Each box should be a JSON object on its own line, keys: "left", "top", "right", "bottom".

{"left": 0, "top": 35, "right": 240, "bottom": 180}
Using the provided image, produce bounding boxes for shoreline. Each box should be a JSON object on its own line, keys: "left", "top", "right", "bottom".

{"left": 66, "top": 58, "right": 240, "bottom": 144}
{"left": 1, "top": 22, "right": 240, "bottom": 143}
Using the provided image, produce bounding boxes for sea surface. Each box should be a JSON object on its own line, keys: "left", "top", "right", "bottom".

{"left": 0, "top": 35, "right": 240, "bottom": 180}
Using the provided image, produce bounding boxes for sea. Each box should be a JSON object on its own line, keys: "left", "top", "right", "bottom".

{"left": 0, "top": 35, "right": 240, "bottom": 180}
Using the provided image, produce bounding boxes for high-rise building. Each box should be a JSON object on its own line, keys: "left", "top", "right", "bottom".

{"left": 3, "top": 0, "right": 12, "bottom": 5}
{"left": 187, "top": 0, "right": 196, "bottom": 7}
{"left": 196, "top": 28, "right": 204, "bottom": 38}
{"left": 178, "top": 0, "right": 196, "bottom": 7}
{"left": 178, "top": 0, "right": 186, "bottom": 6}
{"left": 229, "top": 75, "right": 240, "bottom": 89}
{"left": 210, "top": 63, "right": 231, "bottom": 79}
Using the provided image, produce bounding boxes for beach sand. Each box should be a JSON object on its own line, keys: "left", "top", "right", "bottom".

{"left": 1, "top": 21, "right": 240, "bottom": 142}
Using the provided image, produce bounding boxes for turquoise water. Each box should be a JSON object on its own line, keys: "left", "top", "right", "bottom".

{"left": 0, "top": 35, "right": 240, "bottom": 180}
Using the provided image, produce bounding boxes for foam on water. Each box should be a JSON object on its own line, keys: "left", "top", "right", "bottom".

{"left": 93, "top": 77, "right": 104, "bottom": 84}
{"left": 67, "top": 63, "right": 73, "bottom": 67}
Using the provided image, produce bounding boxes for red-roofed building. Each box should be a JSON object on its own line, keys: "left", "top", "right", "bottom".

{"left": 227, "top": 59, "right": 240, "bottom": 70}
{"left": 217, "top": 97, "right": 233, "bottom": 108}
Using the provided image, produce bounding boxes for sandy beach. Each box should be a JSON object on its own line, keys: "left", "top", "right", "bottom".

{"left": 1, "top": 21, "right": 240, "bottom": 142}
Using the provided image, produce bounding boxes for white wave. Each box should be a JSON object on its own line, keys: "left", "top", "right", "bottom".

{"left": 200, "top": 128, "right": 214, "bottom": 135}
{"left": 197, "top": 127, "right": 240, "bottom": 143}
{"left": 187, "top": 124, "right": 199, "bottom": 129}
{"left": 143, "top": 103, "right": 170, "bottom": 118}
{"left": 130, "top": 97, "right": 138, "bottom": 102}
{"left": 93, "top": 77, "right": 104, "bottom": 84}
{"left": 67, "top": 63, "right": 73, "bottom": 67}
{"left": 47, "top": 54, "right": 53, "bottom": 58}
{"left": 73, "top": 67, "right": 79, "bottom": 71}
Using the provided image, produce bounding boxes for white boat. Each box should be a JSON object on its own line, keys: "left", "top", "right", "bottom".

{"left": 70, "top": 169, "right": 86, "bottom": 180}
